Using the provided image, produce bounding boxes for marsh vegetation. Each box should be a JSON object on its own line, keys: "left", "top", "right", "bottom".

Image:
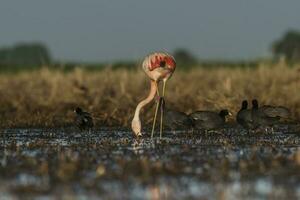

{"left": 0, "top": 63, "right": 300, "bottom": 128}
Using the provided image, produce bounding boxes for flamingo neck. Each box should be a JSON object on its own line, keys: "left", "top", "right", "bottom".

{"left": 133, "top": 80, "right": 157, "bottom": 122}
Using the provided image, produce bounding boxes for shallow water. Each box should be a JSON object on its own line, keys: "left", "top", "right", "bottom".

{"left": 0, "top": 125, "right": 300, "bottom": 199}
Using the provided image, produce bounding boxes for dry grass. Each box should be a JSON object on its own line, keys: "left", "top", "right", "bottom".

{"left": 1, "top": 63, "right": 300, "bottom": 128}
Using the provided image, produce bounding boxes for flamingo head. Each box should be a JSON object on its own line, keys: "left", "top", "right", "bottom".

{"left": 131, "top": 118, "right": 142, "bottom": 137}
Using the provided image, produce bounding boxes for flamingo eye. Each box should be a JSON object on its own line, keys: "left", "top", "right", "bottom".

{"left": 159, "top": 60, "right": 166, "bottom": 67}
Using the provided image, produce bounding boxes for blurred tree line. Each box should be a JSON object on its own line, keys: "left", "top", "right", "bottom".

{"left": 272, "top": 30, "right": 300, "bottom": 63}
{"left": 172, "top": 49, "right": 198, "bottom": 67}
{"left": 0, "top": 43, "right": 51, "bottom": 66}
{"left": 1, "top": 29, "right": 300, "bottom": 72}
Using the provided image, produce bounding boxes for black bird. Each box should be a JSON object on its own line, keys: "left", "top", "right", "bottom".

{"left": 160, "top": 98, "right": 194, "bottom": 131}
{"left": 236, "top": 100, "right": 254, "bottom": 129}
{"left": 259, "top": 104, "right": 291, "bottom": 119}
{"left": 189, "top": 109, "right": 231, "bottom": 130}
{"left": 252, "top": 99, "right": 290, "bottom": 127}
{"left": 74, "top": 107, "right": 94, "bottom": 131}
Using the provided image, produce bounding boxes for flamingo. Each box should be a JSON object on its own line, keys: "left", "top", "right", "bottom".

{"left": 131, "top": 52, "right": 176, "bottom": 138}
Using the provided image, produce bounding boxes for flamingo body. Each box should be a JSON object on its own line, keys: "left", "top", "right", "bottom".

{"left": 132, "top": 52, "right": 176, "bottom": 137}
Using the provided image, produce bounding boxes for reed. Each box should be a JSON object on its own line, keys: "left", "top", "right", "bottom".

{"left": 0, "top": 63, "right": 300, "bottom": 128}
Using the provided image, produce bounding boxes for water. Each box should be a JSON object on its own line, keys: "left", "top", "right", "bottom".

{"left": 0, "top": 125, "right": 300, "bottom": 199}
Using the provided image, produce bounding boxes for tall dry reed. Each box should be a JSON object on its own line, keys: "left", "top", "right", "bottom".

{"left": 0, "top": 63, "right": 300, "bottom": 128}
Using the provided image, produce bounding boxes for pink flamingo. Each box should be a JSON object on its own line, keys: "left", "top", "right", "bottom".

{"left": 132, "top": 52, "right": 176, "bottom": 138}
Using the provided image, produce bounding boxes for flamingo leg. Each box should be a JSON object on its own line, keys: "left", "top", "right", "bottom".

{"left": 159, "top": 80, "right": 167, "bottom": 139}
{"left": 151, "top": 82, "right": 160, "bottom": 138}
{"left": 151, "top": 100, "right": 160, "bottom": 138}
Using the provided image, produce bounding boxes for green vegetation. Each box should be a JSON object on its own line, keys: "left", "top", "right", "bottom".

{"left": 0, "top": 43, "right": 51, "bottom": 66}
{"left": 2, "top": 29, "right": 300, "bottom": 73}
{"left": 173, "top": 49, "right": 198, "bottom": 68}
{"left": 272, "top": 30, "right": 300, "bottom": 63}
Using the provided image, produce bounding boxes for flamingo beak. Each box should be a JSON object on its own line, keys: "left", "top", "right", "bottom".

{"left": 136, "top": 132, "right": 142, "bottom": 137}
